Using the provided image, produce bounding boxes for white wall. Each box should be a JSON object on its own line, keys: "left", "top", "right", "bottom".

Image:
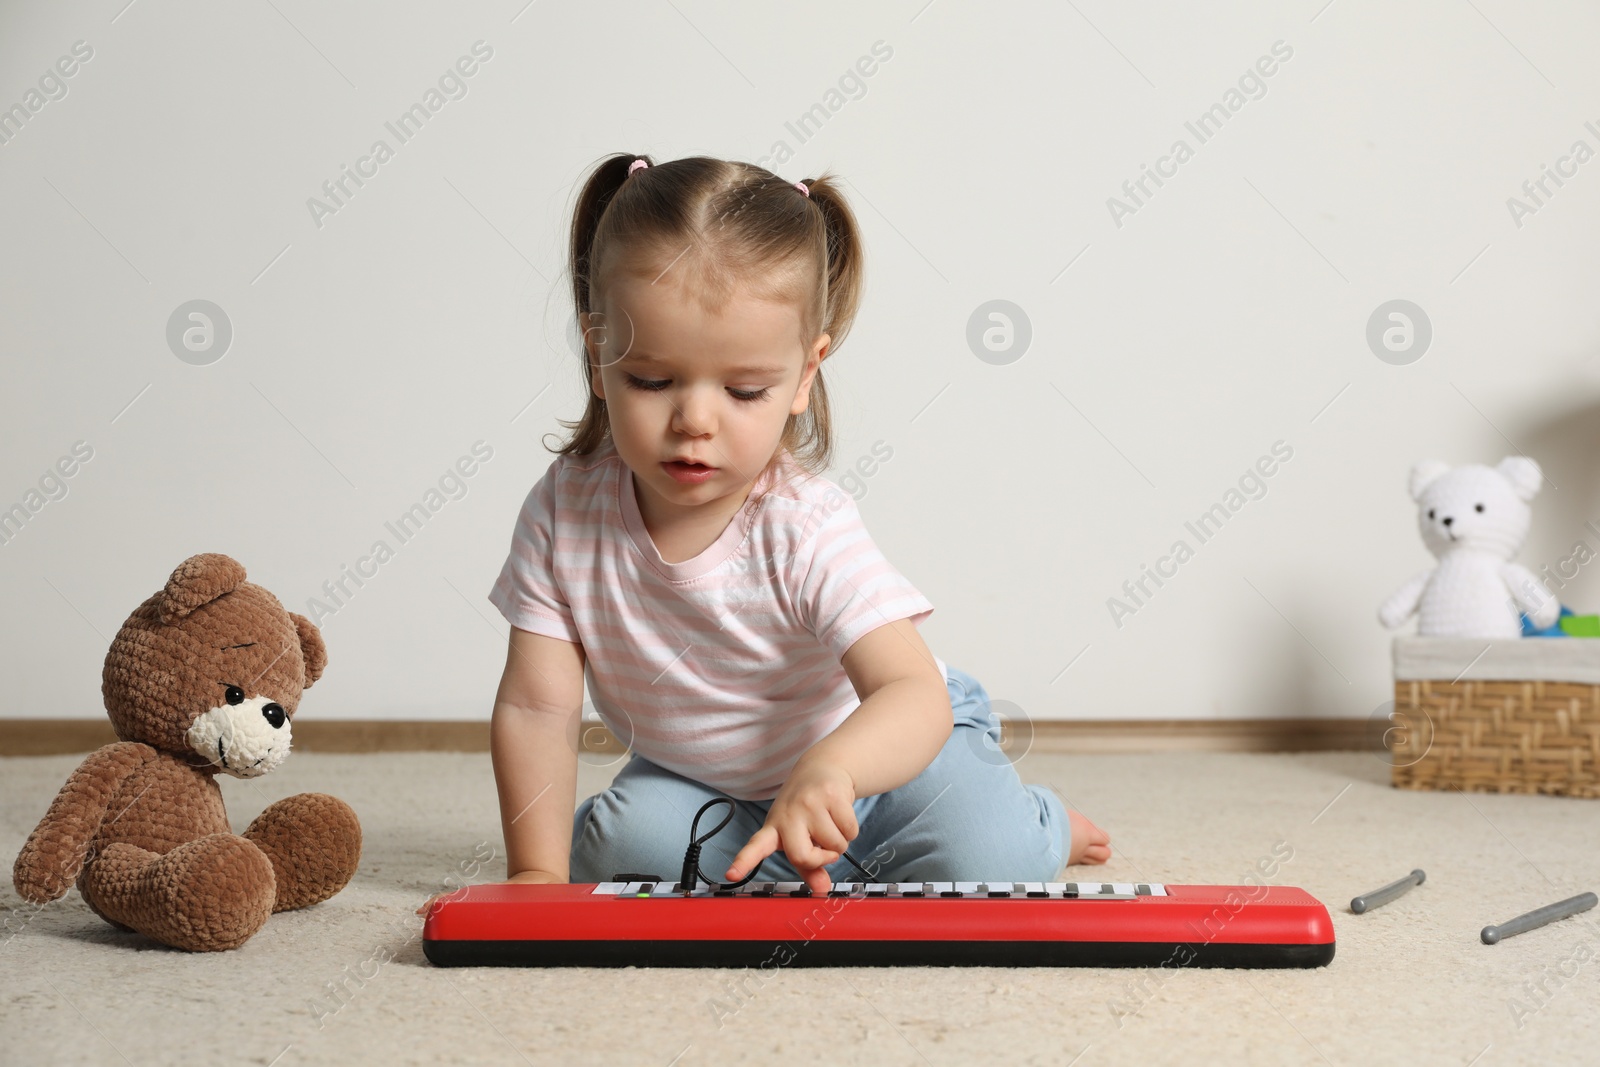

{"left": 5, "top": 0, "right": 1600, "bottom": 726}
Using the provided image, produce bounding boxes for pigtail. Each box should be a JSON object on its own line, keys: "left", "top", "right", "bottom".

{"left": 795, "top": 172, "right": 864, "bottom": 355}
{"left": 550, "top": 154, "right": 647, "bottom": 458}
{"left": 570, "top": 154, "right": 647, "bottom": 319}
{"left": 772, "top": 171, "right": 864, "bottom": 477}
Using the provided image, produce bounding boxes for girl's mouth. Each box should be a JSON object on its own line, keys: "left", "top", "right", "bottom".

{"left": 663, "top": 461, "right": 716, "bottom": 484}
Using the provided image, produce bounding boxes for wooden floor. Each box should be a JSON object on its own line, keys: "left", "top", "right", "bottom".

{"left": 0, "top": 717, "right": 1371, "bottom": 756}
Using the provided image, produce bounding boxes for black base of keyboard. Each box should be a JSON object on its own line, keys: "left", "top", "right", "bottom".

{"left": 424, "top": 938, "right": 1336, "bottom": 969}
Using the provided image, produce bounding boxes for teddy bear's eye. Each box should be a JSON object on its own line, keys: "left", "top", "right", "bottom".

{"left": 224, "top": 684, "right": 245, "bottom": 706}
{"left": 1475, "top": 503, "right": 1485, "bottom": 513}
{"left": 1428, "top": 509, "right": 1436, "bottom": 520}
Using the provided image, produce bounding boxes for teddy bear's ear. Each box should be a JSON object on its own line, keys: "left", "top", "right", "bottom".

{"left": 1497, "top": 455, "right": 1543, "bottom": 502}
{"left": 155, "top": 553, "right": 248, "bottom": 624}
{"left": 1408, "top": 461, "right": 1451, "bottom": 501}
{"left": 291, "top": 612, "right": 327, "bottom": 689}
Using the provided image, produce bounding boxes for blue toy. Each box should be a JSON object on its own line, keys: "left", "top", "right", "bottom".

{"left": 1522, "top": 605, "right": 1574, "bottom": 637}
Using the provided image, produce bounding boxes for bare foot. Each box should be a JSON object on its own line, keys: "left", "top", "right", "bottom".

{"left": 1068, "top": 810, "right": 1111, "bottom": 866}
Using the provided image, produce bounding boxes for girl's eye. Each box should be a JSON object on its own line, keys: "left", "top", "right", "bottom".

{"left": 623, "top": 374, "right": 770, "bottom": 403}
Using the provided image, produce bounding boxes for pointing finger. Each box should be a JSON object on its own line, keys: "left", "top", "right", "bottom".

{"left": 727, "top": 825, "right": 779, "bottom": 881}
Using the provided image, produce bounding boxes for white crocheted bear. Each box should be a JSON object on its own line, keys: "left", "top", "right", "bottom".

{"left": 1378, "top": 457, "right": 1559, "bottom": 638}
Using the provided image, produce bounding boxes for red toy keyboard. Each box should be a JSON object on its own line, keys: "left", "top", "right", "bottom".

{"left": 422, "top": 880, "right": 1336, "bottom": 968}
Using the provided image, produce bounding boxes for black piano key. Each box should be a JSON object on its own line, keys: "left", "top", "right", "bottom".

{"left": 789, "top": 885, "right": 812, "bottom": 897}
{"left": 750, "top": 882, "right": 775, "bottom": 896}
{"left": 1136, "top": 884, "right": 1152, "bottom": 896}
{"left": 901, "top": 884, "right": 925, "bottom": 897}
{"left": 828, "top": 888, "right": 851, "bottom": 897}
{"left": 865, "top": 884, "right": 889, "bottom": 896}
{"left": 1026, "top": 889, "right": 1049, "bottom": 898}
{"left": 940, "top": 888, "right": 963, "bottom": 897}
{"left": 713, "top": 888, "right": 735, "bottom": 896}
{"left": 1062, "top": 884, "right": 1079, "bottom": 898}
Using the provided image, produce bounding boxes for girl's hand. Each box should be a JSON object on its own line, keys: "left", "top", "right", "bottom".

{"left": 414, "top": 868, "right": 564, "bottom": 917}
{"left": 725, "top": 759, "right": 858, "bottom": 895}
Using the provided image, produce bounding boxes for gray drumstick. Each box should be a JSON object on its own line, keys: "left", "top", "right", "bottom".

{"left": 1350, "top": 869, "right": 1426, "bottom": 914}
{"left": 1482, "top": 892, "right": 1598, "bottom": 945}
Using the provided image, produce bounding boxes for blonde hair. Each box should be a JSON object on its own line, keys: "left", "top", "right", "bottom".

{"left": 548, "top": 153, "right": 865, "bottom": 484}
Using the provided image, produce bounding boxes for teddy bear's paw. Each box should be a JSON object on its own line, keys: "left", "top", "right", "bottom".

{"left": 142, "top": 833, "right": 277, "bottom": 951}
{"left": 244, "top": 793, "right": 362, "bottom": 912}
{"left": 77, "top": 841, "right": 163, "bottom": 930}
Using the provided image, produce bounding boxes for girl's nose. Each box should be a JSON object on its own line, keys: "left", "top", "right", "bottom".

{"left": 672, "top": 389, "right": 715, "bottom": 436}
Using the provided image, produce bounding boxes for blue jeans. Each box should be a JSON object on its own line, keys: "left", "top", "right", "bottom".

{"left": 570, "top": 666, "right": 1067, "bottom": 883}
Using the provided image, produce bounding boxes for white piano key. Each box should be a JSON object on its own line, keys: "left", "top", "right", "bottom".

{"left": 896, "top": 882, "right": 925, "bottom": 895}
{"left": 930, "top": 881, "right": 957, "bottom": 896}
{"left": 1078, "top": 882, "right": 1104, "bottom": 894}
{"left": 1148, "top": 883, "right": 1167, "bottom": 896}
{"left": 1044, "top": 882, "right": 1069, "bottom": 894}
{"left": 774, "top": 881, "right": 809, "bottom": 896}
{"left": 827, "top": 881, "right": 858, "bottom": 894}
{"left": 985, "top": 882, "right": 1015, "bottom": 895}
{"left": 1020, "top": 881, "right": 1048, "bottom": 896}
{"left": 621, "top": 881, "right": 650, "bottom": 896}
{"left": 1112, "top": 883, "right": 1136, "bottom": 896}
{"left": 954, "top": 881, "right": 982, "bottom": 895}
{"left": 593, "top": 882, "right": 627, "bottom": 895}
{"left": 649, "top": 881, "right": 684, "bottom": 896}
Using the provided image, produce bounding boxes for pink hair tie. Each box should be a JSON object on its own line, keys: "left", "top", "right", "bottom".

{"left": 628, "top": 159, "right": 648, "bottom": 175}
{"left": 794, "top": 181, "right": 810, "bottom": 198}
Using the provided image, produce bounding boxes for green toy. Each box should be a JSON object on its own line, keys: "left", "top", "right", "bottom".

{"left": 1558, "top": 614, "right": 1600, "bottom": 637}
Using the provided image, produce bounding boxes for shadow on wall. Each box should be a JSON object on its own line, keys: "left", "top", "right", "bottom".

{"left": 1522, "top": 397, "right": 1600, "bottom": 617}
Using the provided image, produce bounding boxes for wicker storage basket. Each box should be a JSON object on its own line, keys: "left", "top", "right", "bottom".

{"left": 1390, "top": 637, "right": 1600, "bottom": 797}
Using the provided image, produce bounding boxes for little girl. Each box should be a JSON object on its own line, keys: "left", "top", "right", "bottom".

{"left": 482, "top": 153, "right": 1109, "bottom": 894}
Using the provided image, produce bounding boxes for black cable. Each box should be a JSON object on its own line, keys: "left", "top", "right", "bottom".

{"left": 679, "top": 798, "right": 758, "bottom": 892}
{"left": 679, "top": 797, "right": 888, "bottom": 893}
{"left": 841, "top": 849, "right": 879, "bottom": 882}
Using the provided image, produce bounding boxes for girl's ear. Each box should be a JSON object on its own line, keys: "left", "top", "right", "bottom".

{"left": 581, "top": 310, "right": 611, "bottom": 400}
{"left": 576, "top": 315, "right": 601, "bottom": 403}
{"left": 791, "top": 340, "right": 828, "bottom": 417}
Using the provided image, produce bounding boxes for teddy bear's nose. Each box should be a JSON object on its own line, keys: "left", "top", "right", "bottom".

{"left": 1441, "top": 516, "right": 1453, "bottom": 527}
{"left": 262, "top": 703, "right": 286, "bottom": 729}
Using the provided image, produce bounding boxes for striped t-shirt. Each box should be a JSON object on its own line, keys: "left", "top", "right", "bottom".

{"left": 487, "top": 436, "right": 944, "bottom": 800}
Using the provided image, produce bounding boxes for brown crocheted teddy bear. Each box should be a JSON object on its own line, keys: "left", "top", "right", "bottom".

{"left": 12, "top": 552, "right": 362, "bottom": 951}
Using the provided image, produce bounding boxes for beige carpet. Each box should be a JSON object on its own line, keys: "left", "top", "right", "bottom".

{"left": 3, "top": 749, "right": 1597, "bottom": 1067}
